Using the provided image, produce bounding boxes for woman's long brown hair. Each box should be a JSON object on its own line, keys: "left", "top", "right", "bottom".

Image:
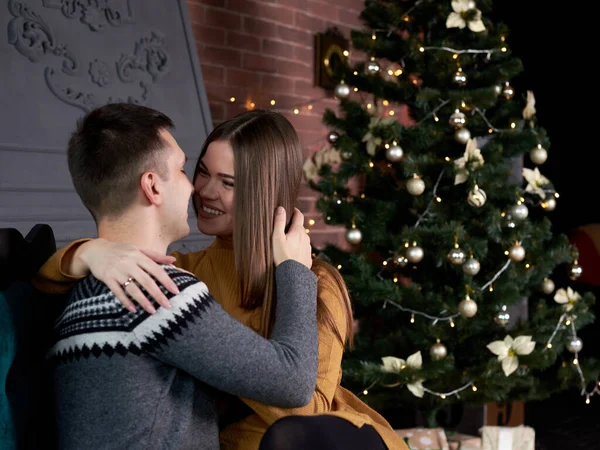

{"left": 193, "top": 110, "right": 354, "bottom": 347}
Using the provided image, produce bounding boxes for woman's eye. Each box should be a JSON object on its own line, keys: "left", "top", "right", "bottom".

{"left": 224, "top": 181, "right": 234, "bottom": 188}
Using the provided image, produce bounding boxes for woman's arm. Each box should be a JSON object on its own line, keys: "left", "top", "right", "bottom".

{"left": 31, "top": 238, "right": 180, "bottom": 312}
{"left": 238, "top": 274, "right": 347, "bottom": 422}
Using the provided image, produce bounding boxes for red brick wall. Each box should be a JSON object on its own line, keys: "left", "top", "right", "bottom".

{"left": 187, "top": 0, "right": 365, "bottom": 249}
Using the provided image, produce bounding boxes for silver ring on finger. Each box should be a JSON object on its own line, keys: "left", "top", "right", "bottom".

{"left": 122, "top": 276, "right": 134, "bottom": 289}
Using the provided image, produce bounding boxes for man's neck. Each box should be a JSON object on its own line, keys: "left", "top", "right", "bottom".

{"left": 97, "top": 214, "right": 169, "bottom": 255}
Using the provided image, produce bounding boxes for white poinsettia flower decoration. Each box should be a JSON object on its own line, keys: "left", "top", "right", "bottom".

{"left": 446, "top": 0, "right": 486, "bottom": 33}
{"left": 454, "top": 138, "right": 485, "bottom": 185}
{"left": 523, "top": 90, "right": 536, "bottom": 120}
{"left": 362, "top": 116, "right": 396, "bottom": 156}
{"left": 522, "top": 167, "right": 550, "bottom": 198}
{"left": 554, "top": 287, "right": 582, "bottom": 312}
{"left": 302, "top": 157, "right": 319, "bottom": 182}
{"left": 487, "top": 335, "right": 536, "bottom": 376}
{"left": 303, "top": 148, "right": 342, "bottom": 182}
{"left": 381, "top": 351, "right": 425, "bottom": 398}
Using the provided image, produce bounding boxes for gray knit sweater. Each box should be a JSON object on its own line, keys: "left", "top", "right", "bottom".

{"left": 48, "top": 260, "right": 317, "bottom": 449}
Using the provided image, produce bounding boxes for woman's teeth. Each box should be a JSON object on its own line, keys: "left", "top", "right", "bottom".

{"left": 203, "top": 205, "right": 223, "bottom": 216}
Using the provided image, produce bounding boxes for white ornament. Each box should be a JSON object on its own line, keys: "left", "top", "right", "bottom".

{"left": 510, "top": 203, "right": 529, "bottom": 220}
{"left": 542, "top": 197, "right": 556, "bottom": 211}
{"left": 458, "top": 295, "right": 478, "bottom": 318}
{"left": 467, "top": 186, "right": 487, "bottom": 207}
{"left": 386, "top": 145, "right": 404, "bottom": 162}
{"left": 334, "top": 82, "right": 351, "bottom": 99}
{"left": 345, "top": 228, "right": 362, "bottom": 245}
{"left": 454, "top": 127, "right": 471, "bottom": 144}
{"left": 406, "top": 176, "right": 425, "bottom": 196}
{"left": 541, "top": 278, "right": 555, "bottom": 295}
{"left": 430, "top": 340, "right": 448, "bottom": 360}
{"left": 406, "top": 245, "right": 424, "bottom": 263}
{"left": 566, "top": 336, "right": 583, "bottom": 353}
{"left": 462, "top": 257, "right": 480, "bottom": 276}
{"left": 530, "top": 144, "right": 548, "bottom": 165}
{"left": 508, "top": 243, "right": 526, "bottom": 262}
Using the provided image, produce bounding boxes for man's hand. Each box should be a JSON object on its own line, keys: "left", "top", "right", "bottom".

{"left": 272, "top": 207, "right": 312, "bottom": 268}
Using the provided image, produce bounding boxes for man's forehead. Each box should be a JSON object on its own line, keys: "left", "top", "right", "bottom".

{"left": 159, "top": 129, "right": 185, "bottom": 161}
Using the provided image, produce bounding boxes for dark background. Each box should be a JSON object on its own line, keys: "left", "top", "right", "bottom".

{"left": 493, "top": 2, "right": 600, "bottom": 447}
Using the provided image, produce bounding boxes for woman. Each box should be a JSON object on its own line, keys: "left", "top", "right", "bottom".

{"left": 34, "top": 110, "right": 406, "bottom": 450}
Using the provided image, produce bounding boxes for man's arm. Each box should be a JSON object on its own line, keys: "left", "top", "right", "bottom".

{"left": 133, "top": 261, "right": 318, "bottom": 408}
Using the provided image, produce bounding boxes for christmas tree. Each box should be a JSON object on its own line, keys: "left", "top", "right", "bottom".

{"left": 304, "top": 0, "right": 599, "bottom": 426}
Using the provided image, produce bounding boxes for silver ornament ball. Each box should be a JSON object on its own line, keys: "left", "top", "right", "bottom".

{"left": 462, "top": 257, "right": 481, "bottom": 276}
{"left": 458, "top": 296, "right": 478, "bottom": 318}
{"left": 406, "top": 245, "right": 424, "bottom": 263}
{"left": 566, "top": 336, "right": 583, "bottom": 353}
{"left": 453, "top": 70, "right": 467, "bottom": 86}
{"left": 530, "top": 144, "right": 548, "bottom": 165}
{"left": 569, "top": 263, "right": 583, "bottom": 280}
{"left": 449, "top": 109, "right": 467, "bottom": 129}
{"left": 367, "top": 59, "right": 380, "bottom": 74}
{"left": 502, "top": 82, "right": 515, "bottom": 100}
{"left": 345, "top": 228, "right": 362, "bottom": 245}
{"left": 541, "top": 278, "right": 555, "bottom": 295}
{"left": 494, "top": 305, "right": 510, "bottom": 327}
{"left": 395, "top": 253, "right": 408, "bottom": 267}
{"left": 508, "top": 244, "right": 526, "bottom": 262}
{"left": 430, "top": 341, "right": 448, "bottom": 360}
{"left": 447, "top": 247, "right": 467, "bottom": 265}
{"left": 406, "top": 177, "right": 425, "bottom": 196}
{"left": 386, "top": 145, "right": 404, "bottom": 162}
{"left": 454, "top": 127, "right": 471, "bottom": 144}
{"left": 327, "top": 131, "right": 340, "bottom": 144}
{"left": 467, "top": 187, "right": 487, "bottom": 207}
{"left": 334, "top": 82, "right": 351, "bottom": 99}
{"left": 510, "top": 203, "right": 529, "bottom": 221}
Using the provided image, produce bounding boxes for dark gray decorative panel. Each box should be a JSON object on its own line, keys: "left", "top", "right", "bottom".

{"left": 1, "top": 0, "right": 214, "bottom": 252}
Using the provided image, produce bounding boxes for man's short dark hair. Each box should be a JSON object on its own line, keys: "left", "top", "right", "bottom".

{"left": 67, "top": 103, "right": 174, "bottom": 222}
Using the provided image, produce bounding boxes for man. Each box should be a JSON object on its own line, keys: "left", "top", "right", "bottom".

{"left": 48, "top": 103, "right": 318, "bottom": 449}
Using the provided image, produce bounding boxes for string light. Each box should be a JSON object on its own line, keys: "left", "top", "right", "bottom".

{"left": 383, "top": 300, "right": 461, "bottom": 325}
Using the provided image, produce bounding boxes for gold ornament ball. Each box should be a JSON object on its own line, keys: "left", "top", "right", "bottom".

{"left": 386, "top": 145, "right": 404, "bottom": 162}
{"left": 494, "top": 306, "right": 510, "bottom": 327}
{"left": 569, "top": 263, "right": 583, "bottom": 280}
{"left": 467, "top": 187, "right": 487, "bottom": 207}
{"left": 454, "top": 127, "right": 471, "bottom": 144}
{"left": 449, "top": 109, "right": 466, "bottom": 129}
{"left": 453, "top": 70, "right": 467, "bottom": 86}
{"left": 542, "top": 197, "right": 557, "bottom": 211}
{"left": 541, "top": 278, "right": 555, "bottom": 295}
{"left": 327, "top": 131, "right": 340, "bottom": 144}
{"left": 508, "top": 244, "right": 526, "bottom": 262}
{"left": 406, "top": 177, "right": 426, "bottom": 196}
{"left": 334, "top": 82, "right": 351, "bottom": 99}
{"left": 510, "top": 203, "right": 529, "bottom": 221}
{"left": 530, "top": 144, "right": 548, "bottom": 165}
{"left": 459, "top": 296, "right": 478, "bottom": 318}
{"left": 502, "top": 82, "right": 515, "bottom": 100}
{"left": 462, "top": 257, "right": 480, "bottom": 276}
{"left": 430, "top": 341, "right": 448, "bottom": 360}
{"left": 345, "top": 228, "right": 362, "bottom": 245}
{"left": 447, "top": 247, "right": 466, "bottom": 265}
{"left": 406, "top": 245, "right": 424, "bottom": 263}
{"left": 566, "top": 336, "right": 583, "bottom": 353}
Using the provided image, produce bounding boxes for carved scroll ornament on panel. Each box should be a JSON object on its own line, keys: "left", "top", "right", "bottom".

{"left": 7, "top": 0, "right": 171, "bottom": 112}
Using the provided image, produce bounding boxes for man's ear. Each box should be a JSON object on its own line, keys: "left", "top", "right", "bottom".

{"left": 140, "top": 171, "right": 163, "bottom": 206}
